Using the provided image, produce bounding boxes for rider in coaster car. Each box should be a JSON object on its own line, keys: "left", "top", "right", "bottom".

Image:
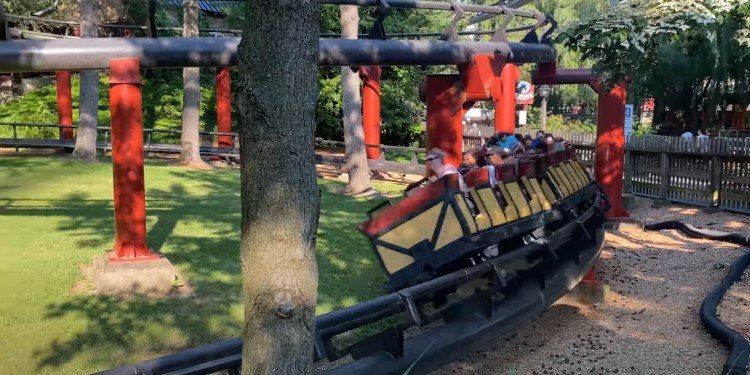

{"left": 530, "top": 130, "right": 546, "bottom": 150}
{"left": 553, "top": 137, "right": 567, "bottom": 152}
{"left": 459, "top": 147, "right": 487, "bottom": 174}
{"left": 487, "top": 132, "right": 521, "bottom": 151}
{"left": 405, "top": 148, "right": 468, "bottom": 196}
{"left": 486, "top": 146, "right": 519, "bottom": 166}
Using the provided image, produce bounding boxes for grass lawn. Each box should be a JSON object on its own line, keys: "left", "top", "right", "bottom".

{"left": 0, "top": 155, "right": 401, "bottom": 374}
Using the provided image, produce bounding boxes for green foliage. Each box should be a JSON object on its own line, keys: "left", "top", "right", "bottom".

{"left": 141, "top": 69, "right": 218, "bottom": 143}
{"left": 2, "top": 0, "right": 57, "bottom": 14}
{"left": 316, "top": 70, "right": 344, "bottom": 140}
{"left": 0, "top": 75, "right": 110, "bottom": 139}
{"left": 0, "top": 70, "right": 220, "bottom": 143}
{"left": 558, "top": 0, "right": 750, "bottom": 132}
{"left": 314, "top": 7, "right": 452, "bottom": 145}
{"left": 524, "top": 113, "right": 598, "bottom": 134}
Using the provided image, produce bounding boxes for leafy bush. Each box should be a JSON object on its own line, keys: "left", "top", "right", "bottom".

{"left": 0, "top": 70, "right": 220, "bottom": 143}
{"left": 0, "top": 75, "right": 110, "bottom": 139}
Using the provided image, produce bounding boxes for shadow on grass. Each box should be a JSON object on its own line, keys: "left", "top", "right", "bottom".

{"left": 0, "top": 161, "right": 388, "bottom": 371}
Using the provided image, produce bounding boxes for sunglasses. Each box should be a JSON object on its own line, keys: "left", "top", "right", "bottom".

{"left": 426, "top": 157, "right": 440, "bottom": 162}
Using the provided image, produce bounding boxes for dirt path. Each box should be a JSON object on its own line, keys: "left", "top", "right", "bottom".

{"left": 434, "top": 197, "right": 750, "bottom": 375}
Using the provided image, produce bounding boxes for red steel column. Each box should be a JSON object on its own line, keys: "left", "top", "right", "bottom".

{"left": 360, "top": 66, "right": 382, "bottom": 160}
{"left": 108, "top": 58, "right": 157, "bottom": 261}
{"left": 216, "top": 66, "right": 233, "bottom": 149}
{"left": 56, "top": 71, "right": 74, "bottom": 141}
{"left": 496, "top": 63, "right": 520, "bottom": 133}
{"left": 595, "top": 81, "right": 629, "bottom": 218}
{"left": 425, "top": 74, "right": 465, "bottom": 171}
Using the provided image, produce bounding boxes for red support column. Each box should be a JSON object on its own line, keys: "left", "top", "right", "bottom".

{"left": 594, "top": 81, "right": 629, "bottom": 218}
{"left": 425, "top": 74, "right": 465, "bottom": 171}
{"left": 55, "top": 71, "right": 74, "bottom": 141}
{"left": 359, "top": 66, "right": 382, "bottom": 160}
{"left": 216, "top": 66, "right": 233, "bottom": 149}
{"left": 108, "top": 58, "right": 157, "bottom": 261}
{"left": 496, "top": 63, "right": 520, "bottom": 133}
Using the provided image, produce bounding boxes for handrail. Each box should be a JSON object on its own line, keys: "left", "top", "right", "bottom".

{"left": 0, "top": 122, "right": 236, "bottom": 137}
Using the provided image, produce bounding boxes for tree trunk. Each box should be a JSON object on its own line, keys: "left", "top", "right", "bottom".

{"left": 179, "top": 0, "right": 210, "bottom": 168}
{"left": 71, "top": 0, "right": 99, "bottom": 161}
{"left": 238, "top": 1, "right": 320, "bottom": 374}
{"left": 340, "top": 5, "right": 372, "bottom": 195}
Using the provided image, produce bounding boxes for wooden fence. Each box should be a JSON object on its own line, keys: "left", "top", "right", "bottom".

{"left": 463, "top": 124, "right": 750, "bottom": 214}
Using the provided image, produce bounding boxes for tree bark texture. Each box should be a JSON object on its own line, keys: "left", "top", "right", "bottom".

{"left": 71, "top": 0, "right": 99, "bottom": 161}
{"left": 238, "top": 1, "right": 320, "bottom": 374}
{"left": 179, "top": 0, "right": 208, "bottom": 167}
{"left": 340, "top": 5, "right": 372, "bottom": 194}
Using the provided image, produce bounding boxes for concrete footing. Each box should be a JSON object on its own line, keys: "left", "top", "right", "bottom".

{"left": 622, "top": 193, "right": 637, "bottom": 211}
{"left": 563, "top": 281, "right": 611, "bottom": 305}
{"left": 93, "top": 253, "right": 176, "bottom": 296}
{"left": 604, "top": 218, "right": 644, "bottom": 232}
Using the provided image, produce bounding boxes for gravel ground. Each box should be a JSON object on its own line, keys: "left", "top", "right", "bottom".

{"left": 434, "top": 197, "right": 750, "bottom": 375}
{"left": 717, "top": 269, "right": 750, "bottom": 341}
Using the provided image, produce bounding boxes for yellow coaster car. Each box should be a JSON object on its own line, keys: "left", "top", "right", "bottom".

{"left": 359, "top": 148, "right": 606, "bottom": 291}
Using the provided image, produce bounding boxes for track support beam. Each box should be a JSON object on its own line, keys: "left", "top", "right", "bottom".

{"left": 497, "top": 63, "right": 519, "bottom": 133}
{"left": 108, "top": 57, "right": 157, "bottom": 261}
{"left": 360, "top": 66, "right": 382, "bottom": 160}
{"left": 55, "top": 70, "right": 73, "bottom": 141}
{"left": 216, "top": 66, "right": 232, "bottom": 149}
{"left": 593, "top": 81, "right": 629, "bottom": 218}
{"left": 425, "top": 74, "right": 465, "bottom": 170}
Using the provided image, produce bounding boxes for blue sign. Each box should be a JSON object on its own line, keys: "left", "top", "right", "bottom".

{"left": 624, "top": 104, "right": 634, "bottom": 135}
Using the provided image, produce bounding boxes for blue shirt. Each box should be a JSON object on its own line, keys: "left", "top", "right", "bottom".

{"left": 530, "top": 138, "right": 545, "bottom": 150}
{"left": 498, "top": 135, "right": 520, "bottom": 150}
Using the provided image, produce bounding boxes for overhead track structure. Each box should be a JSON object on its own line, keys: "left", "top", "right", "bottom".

{"left": 0, "top": 38, "right": 556, "bottom": 72}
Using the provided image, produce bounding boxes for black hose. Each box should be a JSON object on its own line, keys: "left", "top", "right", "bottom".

{"left": 644, "top": 220, "right": 750, "bottom": 375}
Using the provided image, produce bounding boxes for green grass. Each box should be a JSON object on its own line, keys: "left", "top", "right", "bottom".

{"left": 0, "top": 155, "right": 399, "bottom": 374}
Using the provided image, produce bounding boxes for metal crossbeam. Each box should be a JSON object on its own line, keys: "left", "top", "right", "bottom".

{"left": 320, "top": 0, "right": 537, "bottom": 18}
{"left": 0, "top": 37, "right": 556, "bottom": 72}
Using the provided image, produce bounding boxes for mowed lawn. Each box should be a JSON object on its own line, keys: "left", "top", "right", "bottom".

{"left": 0, "top": 155, "right": 397, "bottom": 374}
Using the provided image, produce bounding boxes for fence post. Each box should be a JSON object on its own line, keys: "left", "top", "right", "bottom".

{"left": 659, "top": 152, "right": 670, "bottom": 200}
{"left": 623, "top": 149, "right": 633, "bottom": 193}
{"left": 12, "top": 123, "right": 18, "bottom": 153}
{"left": 711, "top": 155, "right": 722, "bottom": 207}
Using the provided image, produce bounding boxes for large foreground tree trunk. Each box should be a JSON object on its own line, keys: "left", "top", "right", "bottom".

{"left": 238, "top": 0, "right": 320, "bottom": 374}
{"left": 340, "top": 5, "right": 372, "bottom": 195}
{"left": 179, "top": 0, "right": 210, "bottom": 168}
{"left": 71, "top": 0, "right": 99, "bottom": 161}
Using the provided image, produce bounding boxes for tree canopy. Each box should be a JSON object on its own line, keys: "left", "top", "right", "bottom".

{"left": 558, "top": 0, "right": 750, "bottom": 132}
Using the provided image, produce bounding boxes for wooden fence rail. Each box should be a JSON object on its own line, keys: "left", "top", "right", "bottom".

{"left": 463, "top": 124, "right": 750, "bottom": 214}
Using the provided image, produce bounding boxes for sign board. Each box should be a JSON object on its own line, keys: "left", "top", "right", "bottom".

{"left": 624, "top": 104, "right": 634, "bottom": 136}
{"left": 516, "top": 80, "right": 534, "bottom": 105}
{"left": 517, "top": 110, "right": 527, "bottom": 125}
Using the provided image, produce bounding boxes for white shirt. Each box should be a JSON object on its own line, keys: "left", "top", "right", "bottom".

{"left": 681, "top": 131, "right": 694, "bottom": 138}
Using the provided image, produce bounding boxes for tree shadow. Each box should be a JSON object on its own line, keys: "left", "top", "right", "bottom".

{"left": 0, "top": 160, "right": 389, "bottom": 371}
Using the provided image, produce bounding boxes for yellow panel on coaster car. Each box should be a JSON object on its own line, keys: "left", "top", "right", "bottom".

{"left": 358, "top": 147, "right": 598, "bottom": 291}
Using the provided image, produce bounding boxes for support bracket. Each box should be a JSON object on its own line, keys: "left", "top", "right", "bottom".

{"left": 440, "top": 0, "right": 466, "bottom": 42}
{"left": 367, "top": 0, "right": 391, "bottom": 40}
{"left": 490, "top": 10, "right": 514, "bottom": 43}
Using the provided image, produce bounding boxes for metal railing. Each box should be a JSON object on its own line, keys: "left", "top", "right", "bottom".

{"left": 0, "top": 121, "right": 239, "bottom": 155}
{"left": 5, "top": 121, "right": 748, "bottom": 213}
